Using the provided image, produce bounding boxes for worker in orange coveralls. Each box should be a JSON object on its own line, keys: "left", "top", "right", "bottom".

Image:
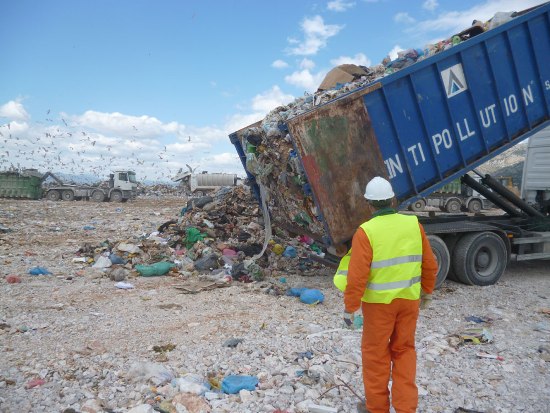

{"left": 334, "top": 176, "right": 438, "bottom": 413}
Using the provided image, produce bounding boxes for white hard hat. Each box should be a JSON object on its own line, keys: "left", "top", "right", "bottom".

{"left": 364, "top": 176, "right": 395, "bottom": 200}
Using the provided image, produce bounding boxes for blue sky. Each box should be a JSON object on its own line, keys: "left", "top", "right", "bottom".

{"left": 0, "top": 0, "right": 545, "bottom": 182}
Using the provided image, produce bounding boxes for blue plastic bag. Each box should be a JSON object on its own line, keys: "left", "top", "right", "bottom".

{"left": 300, "top": 289, "right": 324, "bottom": 304}
{"left": 109, "top": 253, "right": 126, "bottom": 265}
{"left": 282, "top": 246, "right": 297, "bottom": 258}
{"left": 287, "top": 287, "right": 307, "bottom": 297}
{"left": 221, "top": 375, "right": 259, "bottom": 394}
{"left": 28, "top": 267, "right": 52, "bottom": 275}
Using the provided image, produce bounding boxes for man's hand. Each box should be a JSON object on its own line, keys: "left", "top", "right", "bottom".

{"left": 343, "top": 311, "right": 355, "bottom": 329}
{"left": 420, "top": 291, "right": 432, "bottom": 310}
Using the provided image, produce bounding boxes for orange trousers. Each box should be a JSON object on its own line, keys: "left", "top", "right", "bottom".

{"left": 360, "top": 298, "right": 420, "bottom": 413}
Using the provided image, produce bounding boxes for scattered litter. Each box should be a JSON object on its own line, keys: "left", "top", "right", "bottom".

{"left": 82, "top": 225, "right": 95, "bottom": 230}
{"left": 299, "top": 289, "right": 325, "bottom": 305}
{"left": 127, "top": 362, "right": 174, "bottom": 386}
{"left": 25, "top": 378, "right": 46, "bottom": 389}
{"left": 6, "top": 275, "right": 21, "bottom": 284}
{"left": 115, "top": 281, "right": 134, "bottom": 289}
{"left": 135, "top": 261, "right": 174, "bottom": 277}
{"left": 223, "top": 338, "right": 244, "bottom": 348}
{"left": 174, "top": 373, "right": 210, "bottom": 395}
{"left": 453, "top": 328, "right": 494, "bottom": 345}
{"left": 295, "top": 351, "right": 314, "bottom": 361}
{"left": 465, "top": 315, "right": 492, "bottom": 324}
{"left": 152, "top": 343, "right": 176, "bottom": 353}
{"left": 287, "top": 287, "right": 307, "bottom": 297}
{"left": 28, "top": 267, "right": 51, "bottom": 275}
{"left": 221, "top": 375, "right": 259, "bottom": 394}
{"left": 92, "top": 255, "right": 112, "bottom": 269}
{"left": 476, "top": 352, "right": 504, "bottom": 361}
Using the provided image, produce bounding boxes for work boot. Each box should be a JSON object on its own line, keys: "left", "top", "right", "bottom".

{"left": 356, "top": 400, "right": 370, "bottom": 413}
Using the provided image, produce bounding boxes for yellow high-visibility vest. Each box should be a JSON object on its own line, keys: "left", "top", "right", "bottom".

{"left": 333, "top": 213, "right": 422, "bottom": 304}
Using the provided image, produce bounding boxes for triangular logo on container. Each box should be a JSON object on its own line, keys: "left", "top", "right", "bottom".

{"left": 441, "top": 63, "right": 468, "bottom": 98}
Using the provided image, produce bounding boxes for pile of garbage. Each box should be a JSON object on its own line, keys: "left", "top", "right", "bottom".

{"left": 233, "top": 10, "right": 525, "bottom": 246}
{"left": 72, "top": 186, "right": 330, "bottom": 287}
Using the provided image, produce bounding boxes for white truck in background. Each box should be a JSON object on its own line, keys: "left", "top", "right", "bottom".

{"left": 522, "top": 127, "right": 550, "bottom": 214}
{"left": 173, "top": 165, "right": 240, "bottom": 195}
{"left": 45, "top": 170, "right": 137, "bottom": 202}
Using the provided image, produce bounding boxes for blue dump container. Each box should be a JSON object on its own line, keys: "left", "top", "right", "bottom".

{"left": 231, "top": 4, "right": 550, "bottom": 246}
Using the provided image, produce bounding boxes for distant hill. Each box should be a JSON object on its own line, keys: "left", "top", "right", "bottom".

{"left": 477, "top": 140, "right": 527, "bottom": 188}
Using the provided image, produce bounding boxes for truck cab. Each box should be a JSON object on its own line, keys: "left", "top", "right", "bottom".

{"left": 107, "top": 170, "right": 138, "bottom": 202}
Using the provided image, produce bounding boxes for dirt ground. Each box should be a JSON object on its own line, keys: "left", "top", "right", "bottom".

{"left": 0, "top": 198, "right": 549, "bottom": 413}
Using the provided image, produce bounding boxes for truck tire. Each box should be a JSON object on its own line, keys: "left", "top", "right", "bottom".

{"left": 445, "top": 198, "right": 461, "bottom": 213}
{"left": 452, "top": 231, "right": 508, "bottom": 286}
{"left": 92, "top": 190, "right": 105, "bottom": 202}
{"left": 468, "top": 199, "right": 483, "bottom": 213}
{"left": 427, "top": 235, "right": 450, "bottom": 289}
{"left": 62, "top": 190, "right": 74, "bottom": 201}
{"left": 409, "top": 198, "right": 426, "bottom": 212}
{"left": 47, "top": 190, "right": 60, "bottom": 201}
{"left": 110, "top": 191, "right": 123, "bottom": 202}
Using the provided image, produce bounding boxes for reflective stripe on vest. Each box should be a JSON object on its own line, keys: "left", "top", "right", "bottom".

{"left": 360, "top": 213, "right": 422, "bottom": 304}
{"left": 333, "top": 248, "right": 351, "bottom": 292}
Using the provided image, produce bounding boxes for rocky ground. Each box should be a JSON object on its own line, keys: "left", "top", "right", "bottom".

{"left": 0, "top": 198, "right": 549, "bottom": 413}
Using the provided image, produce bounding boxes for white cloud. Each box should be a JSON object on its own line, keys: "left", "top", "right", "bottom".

{"left": 394, "top": 12, "right": 416, "bottom": 24}
{"left": 388, "top": 45, "right": 403, "bottom": 60}
{"left": 285, "top": 69, "right": 327, "bottom": 92}
{"left": 0, "top": 100, "right": 30, "bottom": 121}
{"left": 223, "top": 85, "right": 295, "bottom": 133}
{"left": 251, "top": 85, "right": 295, "bottom": 113}
{"left": 300, "top": 58, "right": 316, "bottom": 70}
{"left": 422, "top": 0, "right": 439, "bottom": 11}
{"left": 327, "top": 0, "right": 355, "bottom": 12}
{"left": 330, "top": 52, "right": 371, "bottom": 67}
{"left": 272, "top": 59, "right": 289, "bottom": 69}
{"left": 410, "top": 0, "right": 545, "bottom": 38}
{"left": 288, "top": 15, "right": 344, "bottom": 56}
{"left": 67, "top": 111, "right": 179, "bottom": 139}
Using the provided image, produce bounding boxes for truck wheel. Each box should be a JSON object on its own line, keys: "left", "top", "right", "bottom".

{"left": 452, "top": 231, "right": 508, "bottom": 286}
{"left": 445, "top": 198, "right": 461, "bottom": 213}
{"left": 468, "top": 199, "right": 483, "bottom": 213}
{"left": 110, "top": 191, "right": 123, "bottom": 202}
{"left": 61, "top": 190, "right": 74, "bottom": 201}
{"left": 427, "top": 235, "right": 450, "bottom": 289}
{"left": 92, "top": 191, "right": 105, "bottom": 202}
{"left": 409, "top": 198, "right": 426, "bottom": 212}
{"left": 47, "top": 190, "right": 60, "bottom": 201}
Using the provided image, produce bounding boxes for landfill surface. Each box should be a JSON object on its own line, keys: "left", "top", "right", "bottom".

{"left": 1, "top": 192, "right": 549, "bottom": 413}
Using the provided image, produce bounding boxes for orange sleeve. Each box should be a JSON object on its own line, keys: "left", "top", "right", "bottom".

{"left": 419, "top": 223, "right": 438, "bottom": 294}
{"left": 344, "top": 228, "right": 372, "bottom": 313}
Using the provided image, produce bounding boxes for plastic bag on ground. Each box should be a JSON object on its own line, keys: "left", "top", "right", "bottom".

{"left": 127, "top": 362, "right": 174, "bottom": 386}
{"left": 173, "top": 373, "right": 211, "bottom": 395}
{"left": 300, "top": 289, "right": 325, "bottom": 304}
{"left": 28, "top": 267, "right": 51, "bottom": 275}
{"left": 135, "top": 261, "right": 174, "bottom": 276}
{"left": 93, "top": 255, "right": 112, "bottom": 269}
{"left": 221, "top": 375, "right": 259, "bottom": 394}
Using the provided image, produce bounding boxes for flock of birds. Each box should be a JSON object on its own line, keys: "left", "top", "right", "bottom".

{"left": 0, "top": 110, "right": 215, "bottom": 183}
